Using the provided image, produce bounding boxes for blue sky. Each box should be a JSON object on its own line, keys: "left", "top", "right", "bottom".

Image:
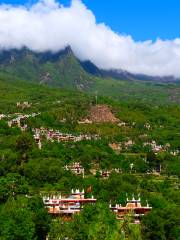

{"left": 0, "top": 0, "right": 179, "bottom": 41}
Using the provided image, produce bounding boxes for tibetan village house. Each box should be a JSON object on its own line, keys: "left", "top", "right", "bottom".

{"left": 43, "top": 189, "right": 96, "bottom": 219}
{"left": 110, "top": 196, "right": 152, "bottom": 224}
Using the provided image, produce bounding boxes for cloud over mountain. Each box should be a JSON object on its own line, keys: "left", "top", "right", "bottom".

{"left": 0, "top": 0, "right": 180, "bottom": 77}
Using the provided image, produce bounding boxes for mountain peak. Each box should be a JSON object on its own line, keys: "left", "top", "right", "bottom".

{"left": 0, "top": 46, "right": 93, "bottom": 90}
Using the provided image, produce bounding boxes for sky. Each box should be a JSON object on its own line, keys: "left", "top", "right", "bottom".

{"left": 0, "top": 0, "right": 179, "bottom": 41}
{"left": 0, "top": 0, "right": 180, "bottom": 77}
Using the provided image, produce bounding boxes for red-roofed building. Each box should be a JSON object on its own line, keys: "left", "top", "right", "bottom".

{"left": 110, "top": 196, "right": 152, "bottom": 224}
{"left": 43, "top": 189, "right": 96, "bottom": 218}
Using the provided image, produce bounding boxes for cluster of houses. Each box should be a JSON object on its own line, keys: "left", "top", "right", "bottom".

{"left": 42, "top": 190, "right": 152, "bottom": 224}
{"left": 143, "top": 141, "right": 170, "bottom": 154}
{"left": 64, "top": 162, "right": 122, "bottom": 179}
{"left": 32, "top": 127, "right": 100, "bottom": 149}
{"left": 7, "top": 113, "right": 40, "bottom": 132}
{"left": 109, "top": 140, "right": 179, "bottom": 157}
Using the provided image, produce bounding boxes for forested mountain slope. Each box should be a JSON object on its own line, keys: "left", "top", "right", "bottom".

{"left": 0, "top": 48, "right": 179, "bottom": 105}
{"left": 0, "top": 65, "right": 179, "bottom": 239}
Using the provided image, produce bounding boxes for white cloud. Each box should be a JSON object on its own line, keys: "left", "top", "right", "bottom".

{"left": 0, "top": 0, "right": 180, "bottom": 77}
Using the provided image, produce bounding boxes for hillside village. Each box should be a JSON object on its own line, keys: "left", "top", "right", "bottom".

{"left": 0, "top": 88, "right": 179, "bottom": 240}
{"left": 2, "top": 102, "right": 178, "bottom": 177}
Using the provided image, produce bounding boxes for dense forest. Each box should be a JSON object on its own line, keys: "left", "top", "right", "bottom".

{"left": 0, "top": 73, "right": 179, "bottom": 240}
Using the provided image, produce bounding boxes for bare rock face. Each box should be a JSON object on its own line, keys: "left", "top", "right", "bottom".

{"left": 88, "top": 104, "right": 119, "bottom": 123}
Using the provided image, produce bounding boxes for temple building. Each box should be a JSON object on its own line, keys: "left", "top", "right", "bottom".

{"left": 43, "top": 189, "right": 96, "bottom": 219}
{"left": 110, "top": 196, "right": 152, "bottom": 224}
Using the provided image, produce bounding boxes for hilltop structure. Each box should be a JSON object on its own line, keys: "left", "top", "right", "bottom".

{"left": 88, "top": 104, "right": 119, "bottom": 123}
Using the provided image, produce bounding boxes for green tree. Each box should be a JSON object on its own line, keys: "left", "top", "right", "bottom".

{"left": 28, "top": 196, "right": 51, "bottom": 240}
{"left": 142, "top": 211, "right": 166, "bottom": 240}
{"left": 49, "top": 218, "right": 74, "bottom": 240}
{"left": 0, "top": 197, "right": 36, "bottom": 240}
{"left": 0, "top": 173, "right": 29, "bottom": 203}
{"left": 15, "top": 133, "right": 34, "bottom": 164}
{"left": 72, "top": 203, "right": 122, "bottom": 240}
